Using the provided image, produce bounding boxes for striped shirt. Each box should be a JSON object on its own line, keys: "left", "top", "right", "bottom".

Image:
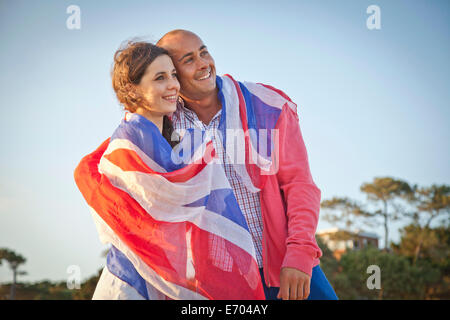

{"left": 171, "top": 101, "right": 264, "bottom": 268}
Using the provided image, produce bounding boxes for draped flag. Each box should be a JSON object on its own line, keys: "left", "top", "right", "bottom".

{"left": 74, "top": 112, "right": 265, "bottom": 300}
{"left": 217, "top": 75, "right": 297, "bottom": 192}
{"left": 74, "top": 74, "right": 296, "bottom": 300}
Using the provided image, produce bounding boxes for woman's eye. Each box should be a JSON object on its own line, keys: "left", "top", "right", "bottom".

{"left": 155, "top": 75, "right": 164, "bottom": 81}
{"left": 185, "top": 58, "right": 193, "bottom": 63}
{"left": 172, "top": 73, "right": 178, "bottom": 78}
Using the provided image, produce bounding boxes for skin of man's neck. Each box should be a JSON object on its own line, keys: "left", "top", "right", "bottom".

{"left": 182, "top": 88, "right": 221, "bottom": 126}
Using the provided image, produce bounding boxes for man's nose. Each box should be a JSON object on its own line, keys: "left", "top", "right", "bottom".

{"left": 197, "top": 56, "right": 209, "bottom": 70}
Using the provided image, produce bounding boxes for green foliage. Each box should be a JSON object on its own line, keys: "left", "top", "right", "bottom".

{"left": 338, "top": 246, "right": 434, "bottom": 299}
{"left": 72, "top": 269, "right": 102, "bottom": 300}
{"left": 392, "top": 225, "right": 449, "bottom": 263}
{"left": 0, "top": 248, "right": 26, "bottom": 270}
{"left": 0, "top": 270, "right": 102, "bottom": 300}
{"left": 391, "top": 224, "right": 450, "bottom": 299}
{"left": 360, "top": 177, "right": 414, "bottom": 204}
{"left": 415, "top": 184, "right": 450, "bottom": 220}
{"left": 318, "top": 223, "right": 449, "bottom": 300}
{"left": 0, "top": 281, "right": 73, "bottom": 300}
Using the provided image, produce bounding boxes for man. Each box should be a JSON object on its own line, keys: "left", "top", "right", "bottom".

{"left": 157, "top": 30, "right": 338, "bottom": 300}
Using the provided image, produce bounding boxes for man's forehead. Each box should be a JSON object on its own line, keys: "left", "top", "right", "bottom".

{"left": 161, "top": 32, "right": 205, "bottom": 54}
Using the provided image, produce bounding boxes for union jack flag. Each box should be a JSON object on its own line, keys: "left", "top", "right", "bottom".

{"left": 74, "top": 75, "right": 295, "bottom": 299}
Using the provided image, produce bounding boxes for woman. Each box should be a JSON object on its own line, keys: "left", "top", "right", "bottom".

{"left": 112, "top": 41, "right": 179, "bottom": 146}
{"left": 74, "top": 40, "right": 265, "bottom": 300}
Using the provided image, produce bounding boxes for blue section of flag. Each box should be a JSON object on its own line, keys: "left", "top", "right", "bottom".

{"left": 112, "top": 114, "right": 213, "bottom": 172}
{"left": 183, "top": 188, "right": 250, "bottom": 231}
{"left": 239, "top": 82, "right": 282, "bottom": 132}
{"left": 238, "top": 82, "right": 282, "bottom": 159}
{"left": 111, "top": 114, "right": 179, "bottom": 171}
{"left": 107, "top": 245, "right": 149, "bottom": 300}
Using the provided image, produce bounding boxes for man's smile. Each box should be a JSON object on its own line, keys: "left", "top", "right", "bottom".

{"left": 196, "top": 68, "right": 212, "bottom": 81}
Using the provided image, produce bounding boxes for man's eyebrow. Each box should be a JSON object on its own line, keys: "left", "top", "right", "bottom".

{"left": 178, "top": 52, "right": 193, "bottom": 62}
{"left": 178, "top": 45, "right": 208, "bottom": 62}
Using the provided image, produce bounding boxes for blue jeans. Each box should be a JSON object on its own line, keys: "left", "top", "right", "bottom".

{"left": 259, "top": 265, "right": 338, "bottom": 300}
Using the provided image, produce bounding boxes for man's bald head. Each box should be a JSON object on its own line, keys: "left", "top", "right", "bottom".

{"left": 157, "top": 29, "right": 201, "bottom": 52}
{"left": 156, "top": 30, "right": 217, "bottom": 101}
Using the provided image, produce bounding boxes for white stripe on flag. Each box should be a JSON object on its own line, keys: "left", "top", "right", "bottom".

{"left": 186, "top": 226, "right": 196, "bottom": 281}
{"left": 221, "top": 76, "right": 260, "bottom": 193}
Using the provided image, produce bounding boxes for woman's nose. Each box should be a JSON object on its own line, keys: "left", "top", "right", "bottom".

{"left": 168, "top": 77, "right": 180, "bottom": 91}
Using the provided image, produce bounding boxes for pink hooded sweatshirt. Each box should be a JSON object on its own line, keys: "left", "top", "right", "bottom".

{"left": 259, "top": 101, "right": 322, "bottom": 288}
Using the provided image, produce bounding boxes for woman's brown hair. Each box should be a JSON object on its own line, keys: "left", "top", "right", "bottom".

{"left": 112, "top": 40, "right": 178, "bottom": 148}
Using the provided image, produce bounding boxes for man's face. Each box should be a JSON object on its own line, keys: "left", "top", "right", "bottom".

{"left": 161, "top": 33, "right": 216, "bottom": 100}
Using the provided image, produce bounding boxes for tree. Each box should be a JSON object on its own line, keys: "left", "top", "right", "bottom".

{"left": 392, "top": 224, "right": 449, "bottom": 299}
{"left": 321, "top": 197, "right": 375, "bottom": 231}
{"left": 321, "top": 177, "right": 413, "bottom": 249}
{"left": 0, "top": 248, "right": 27, "bottom": 300}
{"left": 359, "top": 177, "right": 414, "bottom": 249}
{"left": 406, "top": 184, "right": 450, "bottom": 264}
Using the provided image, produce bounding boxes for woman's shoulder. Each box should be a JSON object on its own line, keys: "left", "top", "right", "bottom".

{"left": 111, "top": 114, "right": 140, "bottom": 142}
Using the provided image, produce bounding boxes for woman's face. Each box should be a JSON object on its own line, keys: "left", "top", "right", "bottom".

{"left": 137, "top": 54, "right": 180, "bottom": 115}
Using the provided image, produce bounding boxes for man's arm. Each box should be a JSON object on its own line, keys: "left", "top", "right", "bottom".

{"left": 274, "top": 102, "right": 322, "bottom": 299}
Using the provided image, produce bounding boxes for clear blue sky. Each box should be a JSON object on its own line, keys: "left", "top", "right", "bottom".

{"left": 1, "top": 0, "right": 449, "bottom": 283}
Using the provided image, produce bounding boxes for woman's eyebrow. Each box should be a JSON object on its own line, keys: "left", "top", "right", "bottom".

{"left": 153, "top": 71, "right": 166, "bottom": 77}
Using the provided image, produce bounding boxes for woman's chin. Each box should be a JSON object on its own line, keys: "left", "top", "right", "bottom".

{"left": 167, "top": 105, "right": 177, "bottom": 115}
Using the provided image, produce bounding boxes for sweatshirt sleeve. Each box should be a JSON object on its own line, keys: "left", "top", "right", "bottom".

{"left": 275, "top": 103, "right": 322, "bottom": 277}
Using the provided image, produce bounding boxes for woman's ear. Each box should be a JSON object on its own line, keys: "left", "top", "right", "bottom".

{"left": 128, "top": 84, "right": 149, "bottom": 110}
{"left": 129, "top": 91, "right": 137, "bottom": 99}
{"left": 126, "top": 83, "right": 141, "bottom": 101}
